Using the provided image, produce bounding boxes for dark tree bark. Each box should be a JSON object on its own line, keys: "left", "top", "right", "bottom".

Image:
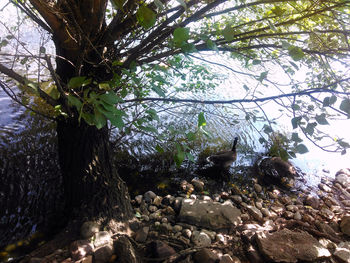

{"left": 56, "top": 117, "right": 134, "bottom": 223}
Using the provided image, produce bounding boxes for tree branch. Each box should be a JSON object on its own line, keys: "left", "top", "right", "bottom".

{"left": 0, "top": 62, "right": 58, "bottom": 107}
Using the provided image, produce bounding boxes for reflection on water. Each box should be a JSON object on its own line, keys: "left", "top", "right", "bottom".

{"left": 0, "top": 91, "right": 64, "bottom": 252}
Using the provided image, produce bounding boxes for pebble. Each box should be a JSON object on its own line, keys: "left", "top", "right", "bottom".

{"left": 148, "top": 205, "right": 158, "bottom": 213}
{"left": 231, "top": 195, "right": 242, "bottom": 204}
{"left": 246, "top": 205, "right": 263, "bottom": 222}
{"left": 261, "top": 208, "right": 271, "bottom": 217}
{"left": 294, "top": 211, "right": 302, "bottom": 220}
{"left": 183, "top": 229, "right": 192, "bottom": 239}
{"left": 144, "top": 191, "right": 157, "bottom": 203}
{"left": 254, "top": 184, "right": 262, "bottom": 193}
{"left": 241, "top": 213, "right": 250, "bottom": 221}
{"left": 135, "top": 195, "right": 143, "bottom": 204}
{"left": 216, "top": 234, "right": 225, "bottom": 243}
{"left": 191, "top": 231, "right": 212, "bottom": 247}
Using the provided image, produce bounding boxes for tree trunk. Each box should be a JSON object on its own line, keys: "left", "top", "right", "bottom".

{"left": 56, "top": 117, "right": 133, "bottom": 224}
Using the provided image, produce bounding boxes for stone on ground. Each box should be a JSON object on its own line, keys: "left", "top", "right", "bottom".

{"left": 178, "top": 199, "right": 241, "bottom": 230}
{"left": 256, "top": 228, "right": 331, "bottom": 262}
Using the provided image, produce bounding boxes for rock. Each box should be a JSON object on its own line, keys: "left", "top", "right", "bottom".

{"left": 246, "top": 244, "right": 264, "bottom": 263}
{"left": 70, "top": 240, "right": 94, "bottom": 260}
{"left": 80, "top": 221, "right": 100, "bottom": 239}
{"left": 333, "top": 242, "right": 350, "bottom": 263}
{"left": 220, "top": 254, "right": 241, "bottom": 263}
{"left": 94, "top": 244, "right": 114, "bottom": 263}
{"left": 256, "top": 228, "right": 331, "bottom": 262}
{"left": 144, "top": 191, "right": 157, "bottom": 203}
{"left": 286, "top": 205, "right": 298, "bottom": 212}
{"left": 270, "top": 205, "right": 284, "bottom": 214}
{"left": 135, "top": 195, "right": 143, "bottom": 204}
{"left": 320, "top": 208, "right": 334, "bottom": 220}
{"left": 241, "top": 213, "right": 250, "bottom": 221}
{"left": 93, "top": 231, "right": 112, "bottom": 248}
{"left": 231, "top": 195, "right": 242, "bottom": 204}
{"left": 148, "top": 240, "right": 176, "bottom": 258}
{"left": 255, "top": 201, "right": 263, "bottom": 210}
{"left": 179, "top": 199, "right": 241, "bottom": 230}
{"left": 261, "top": 208, "right": 271, "bottom": 217}
{"left": 173, "top": 197, "right": 183, "bottom": 214}
{"left": 78, "top": 255, "right": 93, "bottom": 263}
{"left": 191, "top": 179, "right": 205, "bottom": 192}
{"left": 340, "top": 216, "right": 350, "bottom": 236}
{"left": 114, "top": 236, "right": 140, "bottom": 263}
{"left": 162, "top": 195, "right": 175, "bottom": 206}
{"left": 148, "top": 205, "right": 158, "bottom": 212}
{"left": 135, "top": 226, "right": 149, "bottom": 243}
{"left": 183, "top": 229, "right": 192, "bottom": 239}
{"left": 246, "top": 205, "right": 263, "bottom": 222}
{"left": 254, "top": 184, "right": 262, "bottom": 193}
{"left": 304, "top": 195, "right": 320, "bottom": 209}
{"left": 315, "top": 221, "right": 337, "bottom": 236}
{"left": 336, "top": 173, "right": 350, "bottom": 187}
{"left": 191, "top": 231, "right": 212, "bottom": 247}
{"left": 153, "top": 196, "right": 162, "bottom": 206}
{"left": 193, "top": 248, "right": 219, "bottom": 263}
{"left": 293, "top": 211, "right": 302, "bottom": 220}
{"left": 318, "top": 183, "right": 332, "bottom": 192}
{"left": 173, "top": 225, "right": 183, "bottom": 233}
{"left": 216, "top": 234, "right": 225, "bottom": 243}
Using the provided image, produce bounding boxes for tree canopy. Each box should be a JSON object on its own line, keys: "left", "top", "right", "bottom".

{"left": 1, "top": 0, "right": 350, "bottom": 160}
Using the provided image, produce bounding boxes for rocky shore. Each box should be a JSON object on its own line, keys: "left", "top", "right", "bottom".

{"left": 16, "top": 168, "right": 350, "bottom": 263}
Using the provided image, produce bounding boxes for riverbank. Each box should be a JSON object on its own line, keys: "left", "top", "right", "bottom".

{"left": 8, "top": 167, "right": 350, "bottom": 263}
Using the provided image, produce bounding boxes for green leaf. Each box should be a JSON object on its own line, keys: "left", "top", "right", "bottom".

{"left": 94, "top": 108, "right": 107, "bottom": 129}
{"left": 67, "top": 95, "right": 82, "bottom": 111}
{"left": 154, "top": 0, "right": 164, "bottom": 10}
{"left": 291, "top": 104, "right": 300, "bottom": 110}
{"left": 146, "top": 108, "right": 159, "bottom": 121}
{"left": 322, "top": 96, "right": 337, "bottom": 107}
{"left": 151, "top": 85, "right": 166, "bottom": 97}
{"left": 305, "top": 122, "right": 317, "bottom": 136}
{"left": 173, "top": 27, "right": 190, "bottom": 47}
{"left": 291, "top": 132, "right": 302, "bottom": 143}
{"left": 81, "top": 112, "right": 95, "bottom": 125}
{"left": 252, "top": 59, "right": 261, "bottom": 65}
{"left": 296, "top": 144, "right": 309, "bottom": 154}
{"left": 68, "top": 77, "right": 91, "bottom": 89}
{"left": 323, "top": 96, "right": 330, "bottom": 107}
{"left": 174, "top": 144, "right": 185, "bottom": 167}
{"left": 186, "top": 131, "right": 196, "bottom": 141}
{"left": 181, "top": 43, "right": 196, "bottom": 53}
{"left": 288, "top": 46, "right": 305, "bottom": 61}
{"left": 186, "top": 152, "right": 195, "bottom": 162}
{"left": 263, "top": 124, "right": 273, "bottom": 134}
{"left": 155, "top": 144, "right": 164, "bottom": 153}
{"left": 315, "top": 113, "right": 329, "bottom": 125}
{"left": 109, "top": 114, "right": 124, "bottom": 128}
{"left": 329, "top": 95, "right": 337, "bottom": 105}
{"left": 111, "top": 0, "right": 125, "bottom": 10}
{"left": 99, "top": 83, "right": 110, "bottom": 90}
{"left": 291, "top": 116, "right": 302, "bottom": 129}
{"left": 139, "top": 125, "right": 158, "bottom": 133}
{"left": 338, "top": 140, "right": 350, "bottom": 148}
{"left": 271, "top": 6, "right": 285, "bottom": 16}
{"left": 258, "top": 71, "right": 268, "bottom": 82}
{"left": 206, "top": 40, "right": 218, "bottom": 52}
{"left": 99, "top": 92, "right": 123, "bottom": 105}
{"left": 39, "top": 46, "right": 46, "bottom": 54}
{"left": 259, "top": 137, "right": 266, "bottom": 144}
{"left": 136, "top": 5, "right": 156, "bottom": 29}
{"left": 340, "top": 98, "right": 350, "bottom": 116}
{"left": 198, "top": 112, "right": 206, "bottom": 127}
{"left": 222, "top": 25, "right": 235, "bottom": 41}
